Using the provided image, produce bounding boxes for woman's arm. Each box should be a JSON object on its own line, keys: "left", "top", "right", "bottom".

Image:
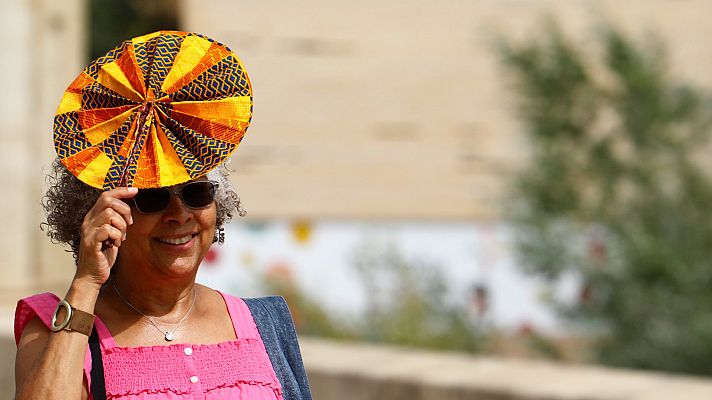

{"left": 15, "top": 279, "right": 99, "bottom": 399}
{"left": 15, "top": 187, "right": 137, "bottom": 399}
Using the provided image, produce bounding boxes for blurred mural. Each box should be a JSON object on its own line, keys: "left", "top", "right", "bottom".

{"left": 5, "top": 0, "right": 712, "bottom": 389}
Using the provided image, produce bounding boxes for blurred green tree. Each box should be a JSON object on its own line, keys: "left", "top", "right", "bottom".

{"left": 89, "top": 0, "right": 178, "bottom": 60}
{"left": 351, "top": 242, "right": 482, "bottom": 353}
{"left": 500, "top": 23, "right": 712, "bottom": 375}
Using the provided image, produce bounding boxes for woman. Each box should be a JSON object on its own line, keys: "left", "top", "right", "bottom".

{"left": 14, "top": 31, "right": 312, "bottom": 400}
{"left": 15, "top": 161, "right": 311, "bottom": 399}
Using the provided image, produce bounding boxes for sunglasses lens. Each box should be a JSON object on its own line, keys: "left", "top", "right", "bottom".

{"left": 181, "top": 181, "right": 217, "bottom": 208}
{"left": 134, "top": 188, "right": 170, "bottom": 213}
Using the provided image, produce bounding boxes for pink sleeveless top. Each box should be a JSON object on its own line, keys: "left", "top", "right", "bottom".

{"left": 15, "top": 292, "right": 284, "bottom": 400}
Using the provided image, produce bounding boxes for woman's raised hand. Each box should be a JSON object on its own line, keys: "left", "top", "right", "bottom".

{"left": 76, "top": 187, "right": 137, "bottom": 289}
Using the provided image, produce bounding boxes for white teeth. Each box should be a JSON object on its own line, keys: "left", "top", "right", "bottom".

{"left": 158, "top": 235, "right": 193, "bottom": 245}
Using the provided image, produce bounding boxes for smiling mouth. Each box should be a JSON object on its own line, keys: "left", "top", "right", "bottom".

{"left": 156, "top": 234, "right": 197, "bottom": 245}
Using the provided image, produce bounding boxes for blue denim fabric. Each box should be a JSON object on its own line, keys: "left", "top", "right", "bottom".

{"left": 243, "top": 297, "right": 313, "bottom": 400}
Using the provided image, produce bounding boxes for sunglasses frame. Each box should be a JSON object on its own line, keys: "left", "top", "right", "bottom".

{"left": 132, "top": 180, "right": 220, "bottom": 214}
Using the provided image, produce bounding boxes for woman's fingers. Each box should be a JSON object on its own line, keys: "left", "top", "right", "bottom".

{"left": 95, "top": 223, "right": 124, "bottom": 249}
{"left": 101, "top": 214, "right": 126, "bottom": 248}
{"left": 93, "top": 208, "right": 128, "bottom": 234}
{"left": 88, "top": 187, "right": 137, "bottom": 225}
{"left": 80, "top": 223, "right": 122, "bottom": 258}
{"left": 81, "top": 186, "right": 138, "bottom": 253}
{"left": 108, "top": 186, "right": 138, "bottom": 225}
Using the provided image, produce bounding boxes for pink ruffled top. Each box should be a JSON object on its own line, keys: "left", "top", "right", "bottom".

{"left": 15, "top": 291, "right": 284, "bottom": 400}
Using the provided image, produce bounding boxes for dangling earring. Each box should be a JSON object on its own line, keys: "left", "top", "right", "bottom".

{"left": 213, "top": 227, "right": 225, "bottom": 244}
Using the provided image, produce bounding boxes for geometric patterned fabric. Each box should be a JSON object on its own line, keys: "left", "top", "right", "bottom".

{"left": 53, "top": 31, "right": 253, "bottom": 190}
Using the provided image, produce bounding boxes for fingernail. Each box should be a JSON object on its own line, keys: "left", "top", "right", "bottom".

{"left": 123, "top": 232, "right": 127, "bottom": 241}
{"left": 128, "top": 187, "right": 138, "bottom": 193}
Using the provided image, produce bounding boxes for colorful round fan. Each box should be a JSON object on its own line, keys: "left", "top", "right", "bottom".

{"left": 53, "top": 30, "right": 253, "bottom": 190}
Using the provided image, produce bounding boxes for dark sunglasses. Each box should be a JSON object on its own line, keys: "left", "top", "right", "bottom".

{"left": 133, "top": 180, "right": 219, "bottom": 214}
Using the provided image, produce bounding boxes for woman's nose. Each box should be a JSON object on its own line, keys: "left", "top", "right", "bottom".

{"left": 161, "top": 193, "right": 192, "bottom": 223}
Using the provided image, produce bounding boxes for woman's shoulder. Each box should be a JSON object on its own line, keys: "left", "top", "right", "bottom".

{"left": 239, "top": 296, "right": 313, "bottom": 400}
{"left": 240, "top": 295, "right": 299, "bottom": 351}
{"left": 215, "top": 291, "right": 296, "bottom": 341}
{"left": 210, "top": 287, "right": 290, "bottom": 319}
{"left": 241, "top": 296, "right": 291, "bottom": 318}
{"left": 14, "top": 292, "right": 60, "bottom": 344}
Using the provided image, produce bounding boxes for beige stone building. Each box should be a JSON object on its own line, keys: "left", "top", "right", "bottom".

{"left": 3, "top": 0, "right": 712, "bottom": 313}
{"left": 2, "top": 0, "right": 712, "bottom": 315}
{"left": 1, "top": 0, "right": 86, "bottom": 304}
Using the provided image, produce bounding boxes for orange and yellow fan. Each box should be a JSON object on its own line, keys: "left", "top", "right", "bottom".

{"left": 53, "top": 31, "right": 253, "bottom": 190}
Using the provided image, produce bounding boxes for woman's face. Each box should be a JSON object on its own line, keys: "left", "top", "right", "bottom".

{"left": 117, "top": 180, "right": 217, "bottom": 279}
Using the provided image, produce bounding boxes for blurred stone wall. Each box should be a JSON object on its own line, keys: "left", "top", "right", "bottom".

{"left": 178, "top": 0, "right": 712, "bottom": 221}
{"left": 300, "top": 338, "right": 712, "bottom": 400}
{"left": 0, "top": 0, "right": 85, "bottom": 304}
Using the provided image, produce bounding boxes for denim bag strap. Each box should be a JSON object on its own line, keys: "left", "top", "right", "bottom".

{"left": 243, "top": 296, "right": 313, "bottom": 400}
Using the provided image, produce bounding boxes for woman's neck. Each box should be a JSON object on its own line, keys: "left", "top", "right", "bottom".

{"left": 109, "top": 268, "right": 197, "bottom": 318}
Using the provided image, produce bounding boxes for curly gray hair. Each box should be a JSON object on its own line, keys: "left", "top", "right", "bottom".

{"left": 41, "top": 159, "right": 246, "bottom": 261}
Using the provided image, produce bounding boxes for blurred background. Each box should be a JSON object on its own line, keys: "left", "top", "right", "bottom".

{"left": 4, "top": 0, "right": 712, "bottom": 398}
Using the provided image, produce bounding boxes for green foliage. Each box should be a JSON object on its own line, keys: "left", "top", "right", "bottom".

{"left": 500, "top": 22, "right": 712, "bottom": 375}
{"left": 261, "top": 267, "right": 356, "bottom": 340}
{"left": 260, "top": 241, "right": 484, "bottom": 354}
{"left": 351, "top": 242, "right": 482, "bottom": 353}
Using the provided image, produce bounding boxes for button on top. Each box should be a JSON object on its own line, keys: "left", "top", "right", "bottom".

{"left": 190, "top": 376, "right": 199, "bottom": 383}
{"left": 184, "top": 347, "right": 193, "bottom": 356}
